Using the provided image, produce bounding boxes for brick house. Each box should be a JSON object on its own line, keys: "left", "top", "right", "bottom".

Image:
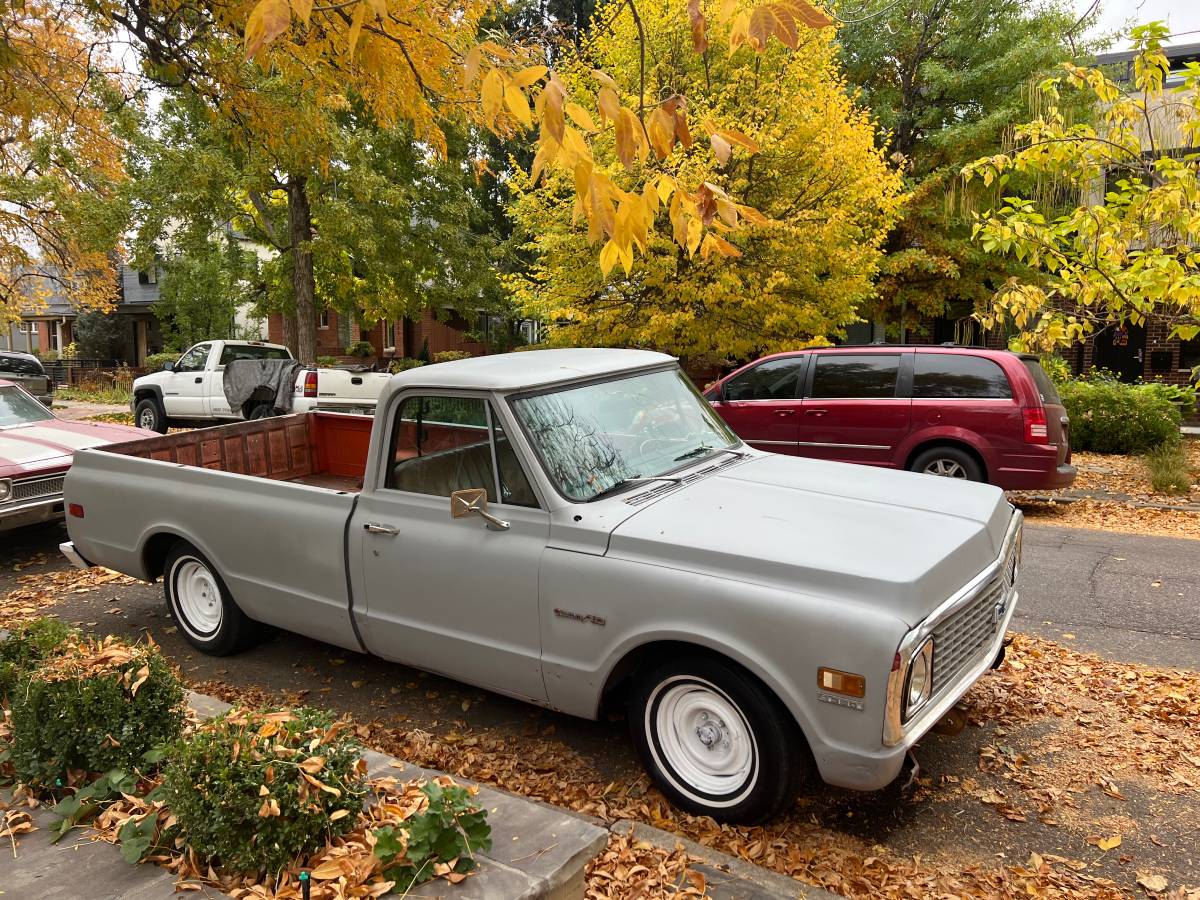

{"left": 267, "top": 307, "right": 540, "bottom": 362}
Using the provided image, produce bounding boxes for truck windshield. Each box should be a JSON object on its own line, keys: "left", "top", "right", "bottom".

{"left": 0, "top": 385, "right": 55, "bottom": 427}
{"left": 511, "top": 367, "right": 740, "bottom": 502}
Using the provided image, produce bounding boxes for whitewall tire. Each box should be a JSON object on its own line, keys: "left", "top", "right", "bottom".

{"left": 630, "top": 655, "right": 807, "bottom": 823}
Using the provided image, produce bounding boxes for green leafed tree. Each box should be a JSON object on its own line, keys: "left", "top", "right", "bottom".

{"left": 837, "top": 0, "right": 1085, "bottom": 339}
{"left": 963, "top": 22, "right": 1200, "bottom": 351}
{"left": 153, "top": 229, "right": 261, "bottom": 350}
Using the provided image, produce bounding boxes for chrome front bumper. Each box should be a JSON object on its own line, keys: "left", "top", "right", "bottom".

{"left": 59, "top": 540, "right": 91, "bottom": 569}
{"left": 0, "top": 495, "right": 64, "bottom": 532}
{"left": 883, "top": 511, "right": 1023, "bottom": 748}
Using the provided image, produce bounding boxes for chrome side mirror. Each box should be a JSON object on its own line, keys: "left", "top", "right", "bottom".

{"left": 450, "top": 488, "right": 510, "bottom": 531}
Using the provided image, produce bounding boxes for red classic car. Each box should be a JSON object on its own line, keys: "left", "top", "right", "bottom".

{"left": 1, "top": 378, "right": 146, "bottom": 532}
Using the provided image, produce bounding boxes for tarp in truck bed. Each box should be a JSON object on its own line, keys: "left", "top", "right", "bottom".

{"left": 223, "top": 358, "right": 303, "bottom": 414}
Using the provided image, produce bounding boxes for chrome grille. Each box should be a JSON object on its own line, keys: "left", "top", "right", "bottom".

{"left": 10, "top": 475, "right": 64, "bottom": 503}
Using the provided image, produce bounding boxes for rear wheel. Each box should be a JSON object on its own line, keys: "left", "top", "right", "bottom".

{"left": 134, "top": 398, "right": 168, "bottom": 434}
{"left": 629, "top": 655, "right": 806, "bottom": 823}
{"left": 163, "top": 541, "right": 254, "bottom": 656}
{"left": 247, "top": 401, "right": 274, "bottom": 420}
{"left": 909, "top": 446, "right": 983, "bottom": 482}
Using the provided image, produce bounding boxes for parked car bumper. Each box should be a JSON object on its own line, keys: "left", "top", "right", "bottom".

{"left": 994, "top": 452, "right": 1077, "bottom": 490}
{"left": 59, "top": 540, "right": 93, "bottom": 569}
{"left": 0, "top": 495, "right": 65, "bottom": 532}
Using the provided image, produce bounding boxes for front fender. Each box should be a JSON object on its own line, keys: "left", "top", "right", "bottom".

{"left": 538, "top": 548, "right": 908, "bottom": 774}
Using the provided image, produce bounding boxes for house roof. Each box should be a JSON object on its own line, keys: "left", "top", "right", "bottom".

{"left": 1095, "top": 41, "right": 1200, "bottom": 68}
{"left": 12, "top": 263, "right": 158, "bottom": 318}
{"left": 388, "top": 348, "right": 677, "bottom": 393}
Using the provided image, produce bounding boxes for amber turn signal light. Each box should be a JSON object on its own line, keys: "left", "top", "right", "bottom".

{"left": 818, "top": 667, "right": 865, "bottom": 698}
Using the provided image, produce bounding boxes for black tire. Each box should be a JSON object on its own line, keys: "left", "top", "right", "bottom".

{"left": 909, "top": 445, "right": 983, "bottom": 482}
{"left": 163, "top": 541, "right": 255, "bottom": 656}
{"left": 247, "top": 401, "right": 275, "bottom": 420}
{"left": 134, "top": 397, "right": 168, "bottom": 434}
{"left": 629, "top": 655, "right": 808, "bottom": 823}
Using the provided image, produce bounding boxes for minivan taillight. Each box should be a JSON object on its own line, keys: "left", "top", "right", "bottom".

{"left": 1023, "top": 407, "right": 1048, "bottom": 443}
{"left": 303, "top": 370, "right": 318, "bottom": 398}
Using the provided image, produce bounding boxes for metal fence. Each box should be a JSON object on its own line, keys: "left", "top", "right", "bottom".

{"left": 43, "top": 360, "right": 143, "bottom": 390}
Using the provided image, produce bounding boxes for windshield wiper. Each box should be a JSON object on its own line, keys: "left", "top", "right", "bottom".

{"left": 674, "top": 445, "right": 748, "bottom": 463}
{"left": 588, "top": 474, "right": 684, "bottom": 502}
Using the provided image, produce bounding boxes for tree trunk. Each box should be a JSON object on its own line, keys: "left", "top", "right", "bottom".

{"left": 281, "top": 308, "right": 299, "bottom": 358}
{"left": 287, "top": 173, "right": 317, "bottom": 366}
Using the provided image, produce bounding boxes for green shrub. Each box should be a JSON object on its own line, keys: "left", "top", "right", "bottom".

{"left": 1144, "top": 441, "right": 1195, "bottom": 494}
{"left": 10, "top": 638, "right": 184, "bottom": 788}
{"left": 431, "top": 350, "right": 472, "bottom": 364}
{"left": 387, "top": 357, "right": 425, "bottom": 373}
{"left": 55, "top": 382, "right": 133, "bottom": 404}
{"left": 1058, "top": 380, "right": 1181, "bottom": 453}
{"left": 1138, "top": 381, "right": 1198, "bottom": 420}
{"left": 163, "top": 707, "right": 365, "bottom": 874}
{"left": 143, "top": 351, "right": 181, "bottom": 373}
{"left": 316, "top": 355, "right": 340, "bottom": 367}
{"left": 1038, "top": 354, "right": 1071, "bottom": 385}
{"left": 373, "top": 780, "right": 492, "bottom": 893}
{"left": 345, "top": 340, "right": 375, "bottom": 358}
{"left": 0, "top": 618, "right": 77, "bottom": 700}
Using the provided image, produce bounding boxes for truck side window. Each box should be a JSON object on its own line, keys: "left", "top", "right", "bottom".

{"left": 387, "top": 395, "right": 498, "bottom": 501}
{"left": 175, "top": 344, "right": 210, "bottom": 373}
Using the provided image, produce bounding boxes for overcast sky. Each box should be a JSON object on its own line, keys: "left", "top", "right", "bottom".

{"left": 1077, "top": 0, "right": 1200, "bottom": 50}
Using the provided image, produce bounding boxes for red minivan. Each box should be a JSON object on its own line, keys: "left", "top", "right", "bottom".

{"left": 704, "top": 346, "right": 1076, "bottom": 490}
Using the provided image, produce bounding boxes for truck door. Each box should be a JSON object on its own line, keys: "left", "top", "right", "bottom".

{"left": 163, "top": 343, "right": 212, "bottom": 418}
{"left": 352, "top": 392, "right": 550, "bottom": 703}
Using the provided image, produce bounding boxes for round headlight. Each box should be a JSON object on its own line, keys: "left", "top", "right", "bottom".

{"left": 905, "top": 638, "right": 935, "bottom": 717}
{"left": 0, "top": 479, "right": 11, "bottom": 502}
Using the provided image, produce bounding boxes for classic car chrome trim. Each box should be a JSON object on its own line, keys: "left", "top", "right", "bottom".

{"left": 746, "top": 439, "right": 795, "bottom": 446}
{"left": 60, "top": 541, "right": 90, "bottom": 570}
{"left": 883, "top": 510, "right": 1022, "bottom": 747}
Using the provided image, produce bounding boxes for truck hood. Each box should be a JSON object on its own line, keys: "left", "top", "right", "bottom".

{"left": 0, "top": 420, "right": 146, "bottom": 479}
{"left": 606, "top": 454, "right": 1013, "bottom": 627}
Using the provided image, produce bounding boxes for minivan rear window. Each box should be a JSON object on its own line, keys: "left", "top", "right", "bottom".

{"left": 810, "top": 354, "right": 900, "bottom": 399}
{"left": 1020, "top": 358, "right": 1062, "bottom": 406}
{"left": 913, "top": 354, "right": 1011, "bottom": 399}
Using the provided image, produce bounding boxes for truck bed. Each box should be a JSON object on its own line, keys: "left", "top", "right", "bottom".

{"left": 103, "top": 412, "right": 373, "bottom": 492}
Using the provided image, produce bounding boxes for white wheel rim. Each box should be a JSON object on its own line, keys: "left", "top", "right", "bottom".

{"left": 924, "top": 458, "right": 966, "bottom": 478}
{"left": 648, "top": 676, "right": 757, "bottom": 804}
{"left": 139, "top": 408, "right": 156, "bottom": 429}
{"left": 174, "top": 558, "right": 222, "bottom": 637}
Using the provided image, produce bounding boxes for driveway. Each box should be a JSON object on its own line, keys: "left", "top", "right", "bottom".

{"left": 2, "top": 521, "right": 1197, "bottom": 896}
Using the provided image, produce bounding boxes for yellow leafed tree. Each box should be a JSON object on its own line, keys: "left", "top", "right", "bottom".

{"left": 0, "top": 3, "right": 128, "bottom": 329}
{"left": 505, "top": 0, "right": 903, "bottom": 360}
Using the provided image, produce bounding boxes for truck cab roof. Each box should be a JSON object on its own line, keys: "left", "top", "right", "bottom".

{"left": 388, "top": 348, "right": 676, "bottom": 393}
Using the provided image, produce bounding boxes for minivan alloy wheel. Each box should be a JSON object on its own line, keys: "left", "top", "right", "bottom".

{"left": 923, "top": 459, "right": 967, "bottom": 478}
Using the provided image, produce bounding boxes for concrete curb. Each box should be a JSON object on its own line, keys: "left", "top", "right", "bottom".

{"left": 610, "top": 820, "right": 842, "bottom": 899}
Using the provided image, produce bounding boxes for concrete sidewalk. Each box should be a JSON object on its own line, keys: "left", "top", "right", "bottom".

{"left": 0, "top": 691, "right": 841, "bottom": 899}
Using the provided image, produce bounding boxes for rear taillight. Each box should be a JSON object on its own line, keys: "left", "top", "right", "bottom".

{"left": 303, "top": 370, "right": 318, "bottom": 398}
{"left": 1023, "top": 407, "right": 1048, "bottom": 443}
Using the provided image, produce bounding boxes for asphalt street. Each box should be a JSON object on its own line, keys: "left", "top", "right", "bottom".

{"left": 1, "top": 519, "right": 1197, "bottom": 892}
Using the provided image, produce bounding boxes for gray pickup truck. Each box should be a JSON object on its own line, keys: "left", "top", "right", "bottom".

{"left": 62, "top": 349, "right": 1021, "bottom": 823}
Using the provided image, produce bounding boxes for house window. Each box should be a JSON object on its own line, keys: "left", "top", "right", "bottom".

{"left": 318, "top": 309, "right": 330, "bottom": 329}
{"left": 382, "top": 320, "right": 396, "bottom": 350}
{"left": 1180, "top": 335, "right": 1200, "bottom": 371}
{"left": 137, "top": 268, "right": 157, "bottom": 285}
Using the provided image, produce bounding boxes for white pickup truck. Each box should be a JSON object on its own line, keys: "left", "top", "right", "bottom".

{"left": 130, "top": 340, "right": 390, "bottom": 432}
{"left": 64, "top": 349, "right": 1021, "bottom": 823}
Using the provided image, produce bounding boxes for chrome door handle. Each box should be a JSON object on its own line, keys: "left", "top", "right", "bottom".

{"left": 363, "top": 523, "right": 400, "bottom": 535}
{"left": 805, "top": 409, "right": 828, "bottom": 416}
{"left": 774, "top": 409, "right": 796, "bottom": 417}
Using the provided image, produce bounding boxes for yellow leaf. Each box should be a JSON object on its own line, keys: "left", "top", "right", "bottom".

{"left": 129, "top": 664, "right": 150, "bottom": 697}
{"left": 299, "top": 756, "right": 326, "bottom": 774}
{"left": 647, "top": 107, "right": 675, "bottom": 159}
{"left": 597, "top": 86, "right": 621, "bottom": 125}
{"left": 565, "top": 102, "right": 597, "bottom": 132}
{"left": 504, "top": 83, "right": 532, "bottom": 127}
{"left": 709, "top": 133, "right": 731, "bottom": 166}
{"left": 346, "top": 0, "right": 367, "bottom": 57}
{"left": 309, "top": 860, "right": 349, "bottom": 880}
{"left": 481, "top": 68, "right": 504, "bottom": 128}
{"left": 1098, "top": 834, "right": 1122, "bottom": 851}
{"left": 592, "top": 69, "right": 618, "bottom": 89}
{"left": 302, "top": 772, "right": 342, "bottom": 797}
{"left": 289, "top": 0, "right": 312, "bottom": 25}
{"left": 688, "top": 0, "right": 708, "bottom": 53}
{"left": 599, "top": 239, "right": 620, "bottom": 275}
{"left": 329, "top": 808, "right": 351, "bottom": 822}
{"left": 563, "top": 125, "right": 592, "bottom": 164}
{"left": 462, "top": 45, "right": 483, "bottom": 88}
{"left": 719, "top": 128, "right": 760, "bottom": 153}
{"left": 259, "top": 784, "right": 270, "bottom": 796}
{"left": 686, "top": 218, "right": 703, "bottom": 255}
{"left": 541, "top": 79, "right": 565, "bottom": 144}
{"left": 365, "top": 0, "right": 386, "bottom": 15}
{"left": 244, "top": 0, "right": 290, "bottom": 59}
{"left": 512, "top": 65, "right": 548, "bottom": 88}
{"left": 614, "top": 109, "right": 636, "bottom": 168}
{"left": 656, "top": 174, "right": 676, "bottom": 203}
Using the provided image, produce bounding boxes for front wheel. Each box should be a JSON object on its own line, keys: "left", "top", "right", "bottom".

{"left": 629, "top": 655, "right": 807, "bottom": 823}
{"left": 163, "top": 541, "right": 255, "bottom": 656}
{"left": 134, "top": 398, "right": 168, "bottom": 434}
